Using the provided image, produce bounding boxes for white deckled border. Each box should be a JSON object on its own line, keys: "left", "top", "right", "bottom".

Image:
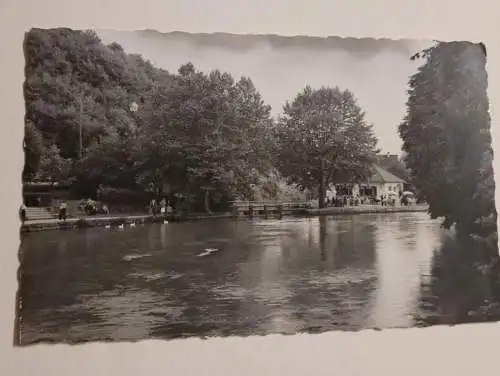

{"left": 0, "top": 1, "right": 499, "bottom": 375}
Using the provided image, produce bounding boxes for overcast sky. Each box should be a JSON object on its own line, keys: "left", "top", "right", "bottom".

{"left": 97, "top": 30, "right": 432, "bottom": 154}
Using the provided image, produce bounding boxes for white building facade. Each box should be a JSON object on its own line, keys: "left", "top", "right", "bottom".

{"left": 327, "top": 165, "right": 406, "bottom": 201}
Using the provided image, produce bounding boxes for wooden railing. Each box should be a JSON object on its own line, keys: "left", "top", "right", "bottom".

{"left": 229, "top": 200, "right": 312, "bottom": 217}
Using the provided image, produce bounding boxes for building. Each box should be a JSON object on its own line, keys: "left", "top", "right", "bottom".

{"left": 22, "top": 181, "right": 71, "bottom": 207}
{"left": 328, "top": 165, "right": 406, "bottom": 200}
{"left": 361, "top": 164, "right": 406, "bottom": 198}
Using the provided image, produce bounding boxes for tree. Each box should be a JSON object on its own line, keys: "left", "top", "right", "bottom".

{"left": 276, "top": 86, "right": 378, "bottom": 208}
{"left": 22, "top": 28, "right": 281, "bottom": 212}
{"left": 399, "top": 41, "right": 496, "bottom": 237}
{"left": 37, "top": 144, "right": 73, "bottom": 182}
{"left": 134, "top": 63, "right": 273, "bottom": 212}
{"left": 23, "top": 28, "right": 162, "bottom": 182}
{"left": 23, "top": 121, "right": 45, "bottom": 181}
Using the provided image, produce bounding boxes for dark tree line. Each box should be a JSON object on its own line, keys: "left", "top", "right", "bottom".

{"left": 23, "top": 28, "right": 274, "bottom": 211}
{"left": 399, "top": 41, "right": 497, "bottom": 242}
{"left": 23, "top": 28, "right": 380, "bottom": 211}
{"left": 26, "top": 30, "right": 496, "bottom": 228}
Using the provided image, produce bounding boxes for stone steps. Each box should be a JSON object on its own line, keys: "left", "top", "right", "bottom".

{"left": 24, "top": 207, "right": 58, "bottom": 221}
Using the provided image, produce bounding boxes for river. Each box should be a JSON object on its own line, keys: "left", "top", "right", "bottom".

{"left": 16, "top": 212, "right": 500, "bottom": 345}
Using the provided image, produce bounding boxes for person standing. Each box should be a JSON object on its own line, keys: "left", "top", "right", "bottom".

{"left": 58, "top": 201, "right": 67, "bottom": 221}
{"left": 19, "top": 203, "right": 26, "bottom": 224}
{"left": 166, "top": 202, "right": 173, "bottom": 218}
{"left": 160, "top": 197, "right": 167, "bottom": 219}
{"left": 150, "top": 199, "right": 157, "bottom": 216}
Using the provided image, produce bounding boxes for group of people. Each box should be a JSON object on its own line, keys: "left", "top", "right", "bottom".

{"left": 325, "top": 195, "right": 376, "bottom": 207}
{"left": 324, "top": 192, "right": 414, "bottom": 208}
{"left": 150, "top": 198, "right": 173, "bottom": 218}
{"left": 19, "top": 196, "right": 174, "bottom": 225}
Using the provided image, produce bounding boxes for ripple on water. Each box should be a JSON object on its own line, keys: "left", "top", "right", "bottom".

{"left": 127, "top": 271, "right": 184, "bottom": 282}
{"left": 306, "top": 268, "right": 377, "bottom": 287}
{"left": 210, "top": 283, "right": 249, "bottom": 300}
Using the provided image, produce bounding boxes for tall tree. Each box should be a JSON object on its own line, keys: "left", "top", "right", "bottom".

{"left": 399, "top": 42, "right": 496, "bottom": 238}
{"left": 133, "top": 63, "right": 273, "bottom": 212}
{"left": 23, "top": 28, "right": 162, "bottom": 181}
{"left": 23, "top": 28, "right": 281, "bottom": 211}
{"left": 276, "top": 86, "right": 378, "bottom": 208}
{"left": 23, "top": 121, "right": 45, "bottom": 181}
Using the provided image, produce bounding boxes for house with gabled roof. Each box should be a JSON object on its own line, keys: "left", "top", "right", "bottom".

{"left": 328, "top": 164, "right": 406, "bottom": 201}
{"left": 363, "top": 165, "right": 406, "bottom": 198}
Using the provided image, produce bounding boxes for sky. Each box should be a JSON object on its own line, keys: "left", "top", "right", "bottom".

{"left": 97, "top": 30, "right": 433, "bottom": 154}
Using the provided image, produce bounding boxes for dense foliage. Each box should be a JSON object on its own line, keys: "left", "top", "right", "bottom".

{"left": 399, "top": 41, "right": 497, "bottom": 238}
{"left": 23, "top": 28, "right": 379, "bottom": 212}
{"left": 275, "top": 86, "right": 379, "bottom": 208}
{"left": 23, "top": 28, "right": 282, "bottom": 211}
{"left": 23, "top": 28, "right": 393, "bottom": 213}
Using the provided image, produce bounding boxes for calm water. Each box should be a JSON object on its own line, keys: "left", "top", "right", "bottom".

{"left": 18, "top": 212, "right": 498, "bottom": 345}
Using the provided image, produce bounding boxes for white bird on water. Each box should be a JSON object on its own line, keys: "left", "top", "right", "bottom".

{"left": 196, "top": 248, "right": 221, "bottom": 257}
{"left": 104, "top": 224, "right": 111, "bottom": 229}
{"left": 163, "top": 220, "right": 169, "bottom": 224}
{"left": 118, "top": 224, "right": 124, "bottom": 229}
{"left": 130, "top": 222, "right": 136, "bottom": 227}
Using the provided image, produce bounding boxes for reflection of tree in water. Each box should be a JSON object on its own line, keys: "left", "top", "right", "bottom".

{"left": 289, "top": 216, "right": 378, "bottom": 332}
{"left": 323, "top": 215, "right": 377, "bottom": 270}
{"left": 415, "top": 231, "right": 500, "bottom": 327}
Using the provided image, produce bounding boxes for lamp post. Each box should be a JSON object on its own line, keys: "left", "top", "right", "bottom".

{"left": 317, "top": 127, "right": 330, "bottom": 209}
{"left": 79, "top": 94, "right": 83, "bottom": 160}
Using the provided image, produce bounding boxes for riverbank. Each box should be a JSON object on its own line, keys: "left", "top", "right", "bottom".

{"left": 20, "top": 212, "right": 235, "bottom": 233}
{"left": 20, "top": 204, "right": 430, "bottom": 233}
{"left": 305, "top": 204, "right": 429, "bottom": 216}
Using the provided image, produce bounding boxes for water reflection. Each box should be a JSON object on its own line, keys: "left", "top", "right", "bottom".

{"left": 415, "top": 232, "right": 500, "bottom": 326}
{"left": 368, "top": 214, "right": 442, "bottom": 328}
{"left": 16, "top": 213, "right": 500, "bottom": 345}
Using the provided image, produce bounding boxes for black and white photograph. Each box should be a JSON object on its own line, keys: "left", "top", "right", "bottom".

{"left": 16, "top": 28, "right": 500, "bottom": 346}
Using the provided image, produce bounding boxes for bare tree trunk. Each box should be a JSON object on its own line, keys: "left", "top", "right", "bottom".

{"left": 318, "top": 158, "right": 326, "bottom": 209}
{"left": 204, "top": 189, "right": 212, "bottom": 214}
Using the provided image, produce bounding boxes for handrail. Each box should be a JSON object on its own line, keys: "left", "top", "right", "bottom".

{"left": 229, "top": 200, "right": 310, "bottom": 205}
{"left": 229, "top": 201, "right": 312, "bottom": 209}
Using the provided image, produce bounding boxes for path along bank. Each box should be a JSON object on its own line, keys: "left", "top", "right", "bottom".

{"left": 20, "top": 204, "right": 429, "bottom": 233}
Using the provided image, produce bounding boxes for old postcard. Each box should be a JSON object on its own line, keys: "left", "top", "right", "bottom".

{"left": 16, "top": 29, "right": 499, "bottom": 345}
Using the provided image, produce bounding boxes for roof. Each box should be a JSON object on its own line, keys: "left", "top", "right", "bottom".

{"left": 368, "top": 165, "right": 406, "bottom": 184}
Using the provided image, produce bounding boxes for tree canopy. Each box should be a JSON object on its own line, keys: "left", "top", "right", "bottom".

{"left": 23, "top": 28, "right": 278, "bottom": 211}
{"left": 24, "top": 28, "right": 392, "bottom": 213}
{"left": 23, "top": 28, "right": 165, "bottom": 180}
{"left": 399, "top": 41, "right": 496, "bottom": 237}
{"left": 129, "top": 63, "right": 274, "bottom": 211}
{"left": 275, "top": 86, "right": 379, "bottom": 208}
